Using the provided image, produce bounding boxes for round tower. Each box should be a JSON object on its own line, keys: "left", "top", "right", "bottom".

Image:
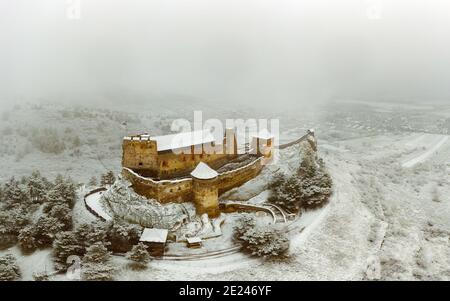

{"left": 190, "top": 162, "right": 219, "bottom": 217}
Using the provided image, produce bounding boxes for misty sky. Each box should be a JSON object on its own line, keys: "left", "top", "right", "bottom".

{"left": 1, "top": 0, "right": 450, "bottom": 106}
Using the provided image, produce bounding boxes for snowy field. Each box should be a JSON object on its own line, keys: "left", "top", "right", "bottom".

{"left": 1, "top": 100, "right": 450, "bottom": 280}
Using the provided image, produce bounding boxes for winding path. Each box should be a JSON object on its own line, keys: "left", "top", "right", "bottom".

{"left": 402, "top": 135, "right": 449, "bottom": 168}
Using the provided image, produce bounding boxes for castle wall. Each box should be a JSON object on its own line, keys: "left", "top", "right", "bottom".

{"left": 122, "top": 167, "right": 193, "bottom": 203}
{"left": 157, "top": 179, "right": 193, "bottom": 203}
{"left": 122, "top": 139, "right": 159, "bottom": 177}
{"left": 122, "top": 155, "right": 263, "bottom": 206}
{"left": 216, "top": 157, "right": 264, "bottom": 195}
{"left": 121, "top": 131, "right": 315, "bottom": 215}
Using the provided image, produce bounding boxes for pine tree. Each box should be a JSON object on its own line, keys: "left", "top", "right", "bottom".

{"left": 108, "top": 220, "right": 142, "bottom": 253}
{"left": 126, "top": 243, "right": 150, "bottom": 270}
{"left": 57, "top": 176, "right": 77, "bottom": 207}
{"left": 268, "top": 143, "right": 332, "bottom": 212}
{"left": 0, "top": 206, "right": 31, "bottom": 250}
{"left": 83, "top": 242, "right": 110, "bottom": 263}
{"left": 3, "top": 177, "right": 28, "bottom": 207}
{"left": 27, "top": 170, "right": 47, "bottom": 203}
{"left": 74, "top": 223, "right": 92, "bottom": 245}
{"left": 268, "top": 173, "right": 302, "bottom": 213}
{"left": 88, "top": 176, "right": 98, "bottom": 187}
{"left": 44, "top": 176, "right": 77, "bottom": 213}
{"left": 34, "top": 216, "right": 64, "bottom": 248}
{"left": 49, "top": 204, "right": 73, "bottom": 231}
{"left": 18, "top": 225, "right": 37, "bottom": 253}
{"left": 0, "top": 254, "right": 21, "bottom": 281}
{"left": 234, "top": 216, "right": 289, "bottom": 259}
{"left": 100, "top": 171, "right": 115, "bottom": 186}
{"left": 53, "top": 231, "right": 85, "bottom": 271}
{"left": 85, "top": 221, "right": 110, "bottom": 246}
{"left": 81, "top": 242, "right": 115, "bottom": 281}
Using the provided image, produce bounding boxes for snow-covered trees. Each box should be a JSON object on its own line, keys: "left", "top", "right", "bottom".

{"left": 84, "top": 221, "right": 110, "bottom": 246}
{"left": 107, "top": 220, "right": 142, "bottom": 253}
{"left": 0, "top": 254, "right": 21, "bottom": 281}
{"left": 27, "top": 170, "right": 49, "bottom": 204}
{"left": 126, "top": 243, "right": 150, "bottom": 270}
{"left": 0, "top": 208, "right": 30, "bottom": 250}
{"left": 81, "top": 242, "right": 115, "bottom": 281}
{"left": 0, "top": 172, "right": 77, "bottom": 252}
{"left": 268, "top": 143, "right": 332, "bottom": 212}
{"left": 53, "top": 231, "right": 85, "bottom": 271}
{"left": 54, "top": 222, "right": 116, "bottom": 280}
{"left": 33, "top": 216, "right": 65, "bottom": 248}
{"left": 0, "top": 173, "right": 78, "bottom": 252}
{"left": 48, "top": 204, "right": 73, "bottom": 231}
{"left": 52, "top": 220, "right": 139, "bottom": 272}
{"left": 88, "top": 176, "right": 98, "bottom": 187}
{"left": 234, "top": 215, "right": 290, "bottom": 259}
{"left": 44, "top": 175, "right": 77, "bottom": 212}
{"left": 18, "top": 225, "right": 37, "bottom": 253}
{"left": 100, "top": 171, "right": 116, "bottom": 186}
{"left": 2, "top": 177, "right": 29, "bottom": 208}
{"left": 83, "top": 241, "right": 111, "bottom": 264}
{"left": 268, "top": 174, "right": 303, "bottom": 212}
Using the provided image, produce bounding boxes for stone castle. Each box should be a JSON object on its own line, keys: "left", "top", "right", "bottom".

{"left": 121, "top": 128, "right": 274, "bottom": 217}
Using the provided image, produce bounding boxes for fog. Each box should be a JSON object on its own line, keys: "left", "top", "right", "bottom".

{"left": 1, "top": 0, "right": 450, "bottom": 107}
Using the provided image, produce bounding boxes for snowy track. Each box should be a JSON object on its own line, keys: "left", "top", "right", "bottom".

{"left": 402, "top": 135, "right": 449, "bottom": 168}
{"left": 84, "top": 188, "right": 112, "bottom": 221}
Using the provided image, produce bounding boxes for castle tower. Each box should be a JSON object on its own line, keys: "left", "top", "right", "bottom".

{"left": 122, "top": 134, "right": 158, "bottom": 177}
{"left": 190, "top": 162, "right": 219, "bottom": 217}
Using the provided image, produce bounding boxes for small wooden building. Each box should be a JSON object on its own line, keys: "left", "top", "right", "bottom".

{"left": 186, "top": 237, "right": 203, "bottom": 248}
{"left": 139, "top": 228, "right": 169, "bottom": 257}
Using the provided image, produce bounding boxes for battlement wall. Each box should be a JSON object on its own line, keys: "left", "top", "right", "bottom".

{"left": 122, "top": 155, "right": 263, "bottom": 203}
{"left": 217, "top": 157, "right": 264, "bottom": 194}
{"left": 122, "top": 167, "right": 193, "bottom": 203}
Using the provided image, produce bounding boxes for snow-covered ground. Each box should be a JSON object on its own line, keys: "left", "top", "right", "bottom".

{"left": 2, "top": 100, "right": 450, "bottom": 280}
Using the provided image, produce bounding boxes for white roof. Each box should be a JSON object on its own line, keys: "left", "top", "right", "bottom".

{"left": 190, "top": 162, "right": 218, "bottom": 180}
{"left": 139, "top": 228, "right": 168, "bottom": 243}
{"left": 254, "top": 128, "right": 274, "bottom": 139}
{"left": 151, "top": 129, "right": 216, "bottom": 152}
{"left": 187, "top": 237, "right": 203, "bottom": 244}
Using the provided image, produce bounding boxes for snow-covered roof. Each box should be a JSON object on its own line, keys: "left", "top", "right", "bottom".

{"left": 187, "top": 237, "right": 202, "bottom": 244}
{"left": 139, "top": 228, "right": 168, "bottom": 243}
{"left": 190, "top": 162, "right": 218, "bottom": 180}
{"left": 151, "top": 129, "right": 216, "bottom": 152}
{"left": 254, "top": 128, "right": 274, "bottom": 140}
